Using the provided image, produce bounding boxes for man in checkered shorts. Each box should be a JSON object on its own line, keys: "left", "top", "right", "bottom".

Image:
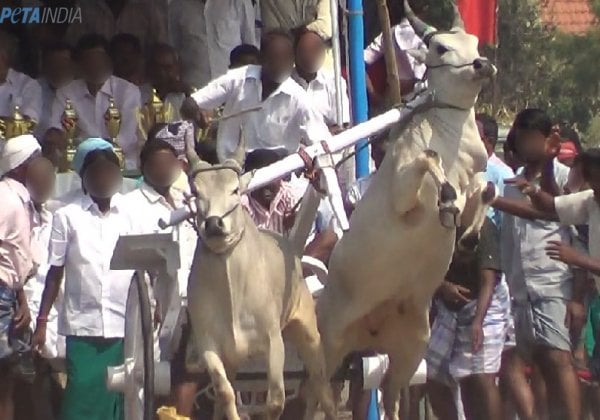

{"left": 426, "top": 217, "right": 510, "bottom": 420}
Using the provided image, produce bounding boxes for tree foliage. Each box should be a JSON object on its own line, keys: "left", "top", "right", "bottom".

{"left": 478, "top": 0, "right": 600, "bottom": 138}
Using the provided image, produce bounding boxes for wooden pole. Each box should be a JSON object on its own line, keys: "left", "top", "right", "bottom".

{"left": 376, "top": 0, "right": 402, "bottom": 104}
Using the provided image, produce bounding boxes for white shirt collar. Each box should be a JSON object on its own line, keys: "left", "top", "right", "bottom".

{"left": 139, "top": 181, "right": 183, "bottom": 207}
{"left": 291, "top": 68, "right": 327, "bottom": 90}
{"left": 76, "top": 76, "right": 115, "bottom": 99}
{"left": 79, "top": 191, "right": 124, "bottom": 213}
{"left": 244, "top": 65, "right": 300, "bottom": 98}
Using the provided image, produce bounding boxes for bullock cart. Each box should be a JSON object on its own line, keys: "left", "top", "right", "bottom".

{"left": 105, "top": 90, "right": 434, "bottom": 420}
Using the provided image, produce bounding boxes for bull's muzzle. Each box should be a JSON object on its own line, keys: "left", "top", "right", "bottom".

{"left": 205, "top": 216, "right": 226, "bottom": 237}
{"left": 473, "top": 58, "right": 496, "bottom": 78}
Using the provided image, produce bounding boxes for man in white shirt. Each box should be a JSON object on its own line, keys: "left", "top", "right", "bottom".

{"left": 64, "top": 0, "right": 167, "bottom": 53}
{"left": 32, "top": 138, "right": 134, "bottom": 420}
{"left": 292, "top": 28, "right": 350, "bottom": 130}
{"left": 35, "top": 43, "right": 74, "bottom": 139}
{"left": 141, "top": 44, "right": 192, "bottom": 122}
{"left": 49, "top": 34, "right": 142, "bottom": 169}
{"left": 169, "top": 0, "right": 258, "bottom": 89}
{"left": 125, "top": 139, "right": 199, "bottom": 417}
{"left": 182, "top": 29, "right": 330, "bottom": 162}
{"left": 0, "top": 31, "right": 42, "bottom": 123}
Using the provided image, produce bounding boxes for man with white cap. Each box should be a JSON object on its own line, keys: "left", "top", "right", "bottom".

{"left": 0, "top": 134, "right": 41, "bottom": 420}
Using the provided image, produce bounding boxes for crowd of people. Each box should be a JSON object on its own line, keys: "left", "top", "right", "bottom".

{"left": 1, "top": 1, "right": 600, "bottom": 420}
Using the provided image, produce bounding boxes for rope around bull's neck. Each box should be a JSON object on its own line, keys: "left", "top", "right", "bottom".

{"left": 334, "top": 93, "right": 469, "bottom": 171}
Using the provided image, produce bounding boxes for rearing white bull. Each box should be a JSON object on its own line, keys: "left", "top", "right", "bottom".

{"left": 317, "top": 3, "right": 497, "bottom": 419}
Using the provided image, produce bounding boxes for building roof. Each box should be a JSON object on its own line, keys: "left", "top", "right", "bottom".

{"left": 540, "top": 0, "right": 597, "bottom": 34}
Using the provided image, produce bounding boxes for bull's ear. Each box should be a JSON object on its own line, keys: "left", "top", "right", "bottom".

{"left": 239, "top": 171, "right": 253, "bottom": 192}
{"left": 407, "top": 48, "right": 427, "bottom": 64}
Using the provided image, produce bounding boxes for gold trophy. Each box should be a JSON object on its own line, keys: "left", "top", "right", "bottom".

{"left": 62, "top": 99, "right": 78, "bottom": 143}
{"left": 62, "top": 99, "right": 79, "bottom": 165}
{"left": 149, "top": 88, "right": 168, "bottom": 125}
{"left": 105, "top": 97, "right": 121, "bottom": 142}
{"left": 0, "top": 106, "right": 36, "bottom": 139}
{"left": 104, "top": 97, "right": 125, "bottom": 168}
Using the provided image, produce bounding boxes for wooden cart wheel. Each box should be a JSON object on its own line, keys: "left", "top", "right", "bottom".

{"left": 123, "top": 272, "right": 155, "bottom": 420}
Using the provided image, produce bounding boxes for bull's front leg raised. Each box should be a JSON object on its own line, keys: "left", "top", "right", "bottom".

{"left": 457, "top": 174, "right": 496, "bottom": 251}
{"left": 203, "top": 350, "right": 240, "bottom": 420}
{"left": 265, "top": 331, "right": 286, "bottom": 420}
{"left": 392, "top": 150, "right": 459, "bottom": 228}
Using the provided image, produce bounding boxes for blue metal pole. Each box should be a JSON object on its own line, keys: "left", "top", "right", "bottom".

{"left": 368, "top": 389, "right": 380, "bottom": 420}
{"left": 348, "top": 0, "right": 377, "bottom": 416}
{"left": 348, "top": 0, "right": 370, "bottom": 179}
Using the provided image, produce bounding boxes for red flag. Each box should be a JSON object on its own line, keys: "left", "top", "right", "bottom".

{"left": 457, "top": 0, "right": 497, "bottom": 45}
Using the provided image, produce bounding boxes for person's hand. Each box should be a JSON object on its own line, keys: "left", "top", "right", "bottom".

{"left": 180, "top": 97, "right": 211, "bottom": 128}
{"left": 13, "top": 295, "right": 31, "bottom": 331}
{"left": 328, "top": 125, "right": 345, "bottom": 136}
{"left": 545, "top": 240, "right": 582, "bottom": 266}
{"left": 471, "top": 318, "right": 484, "bottom": 353}
{"left": 504, "top": 177, "right": 537, "bottom": 195}
{"left": 283, "top": 211, "right": 296, "bottom": 232}
{"left": 438, "top": 281, "right": 471, "bottom": 306}
{"left": 31, "top": 323, "right": 47, "bottom": 354}
{"left": 565, "top": 299, "right": 586, "bottom": 339}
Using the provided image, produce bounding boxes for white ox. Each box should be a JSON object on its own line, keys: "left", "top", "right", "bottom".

{"left": 185, "top": 141, "right": 336, "bottom": 420}
{"left": 317, "top": 4, "right": 497, "bottom": 418}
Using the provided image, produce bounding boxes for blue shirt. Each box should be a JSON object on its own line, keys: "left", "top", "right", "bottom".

{"left": 485, "top": 154, "right": 514, "bottom": 227}
{"left": 501, "top": 159, "right": 573, "bottom": 302}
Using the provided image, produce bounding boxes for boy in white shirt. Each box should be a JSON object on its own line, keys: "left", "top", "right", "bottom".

{"left": 125, "top": 137, "right": 199, "bottom": 417}
{"left": 32, "top": 138, "right": 134, "bottom": 420}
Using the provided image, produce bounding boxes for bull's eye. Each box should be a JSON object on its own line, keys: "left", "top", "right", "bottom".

{"left": 232, "top": 187, "right": 239, "bottom": 195}
{"left": 436, "top": 45, "right": 450, "bottom": 55}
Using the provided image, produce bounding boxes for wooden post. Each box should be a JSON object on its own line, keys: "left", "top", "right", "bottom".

{"left": 376, "top": 0, "right": 402, "bottom": 104}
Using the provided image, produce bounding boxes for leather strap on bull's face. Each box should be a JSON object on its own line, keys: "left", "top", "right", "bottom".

{"left": 188, "top": 163, "right": 241, "bottom": 179}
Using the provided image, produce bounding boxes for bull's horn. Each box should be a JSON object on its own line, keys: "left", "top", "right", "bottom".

{"left": 184, "top": 122, "right": 207, "bottom": 174}
{"left": 451, "top": 2, "right": 465, "bottom": 30}
{"left": 231, "top": 126, "right": 247, "bottom": 169}
{"left": 404, "top": 0, "right": 437, "bottom": 44}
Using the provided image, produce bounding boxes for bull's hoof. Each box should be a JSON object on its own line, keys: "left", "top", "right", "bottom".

{"left": 439, "top": 204, "right": 460, "bottom": 229}
{"left": 458, "top": 232, "right": 480, "bottom": 252}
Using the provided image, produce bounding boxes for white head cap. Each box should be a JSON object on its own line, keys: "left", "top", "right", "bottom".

{"left": 0, "top": 134, "right": 41, "bottom": 177}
